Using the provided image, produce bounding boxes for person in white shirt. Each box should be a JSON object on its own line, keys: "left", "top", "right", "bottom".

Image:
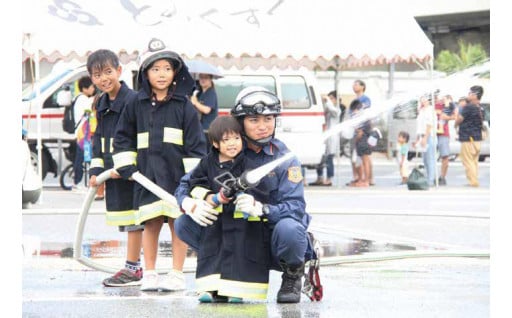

{"left": 72, "top": 76, "right": 95, "bottom": 190}
{"left": 414, "top": 95, "right": 436, "bottom": 186}
{"left": 56, "top": 85, "right": 72, "bottom": 107}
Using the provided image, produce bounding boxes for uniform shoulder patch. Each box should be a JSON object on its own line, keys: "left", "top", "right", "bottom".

{"left": 287, "top": 166, "right": 303, "bottom": 183}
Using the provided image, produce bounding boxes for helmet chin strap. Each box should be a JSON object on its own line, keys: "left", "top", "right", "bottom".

{"left": 244, "top": 135, "right": 273, "bottom": 148}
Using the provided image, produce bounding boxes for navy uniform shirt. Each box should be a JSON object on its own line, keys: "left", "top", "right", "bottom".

{"left": 197, "top": 87, "right": 218, "bottom": 130}
{"left": 176, "top": 138, "right": 311, "bottom": 229}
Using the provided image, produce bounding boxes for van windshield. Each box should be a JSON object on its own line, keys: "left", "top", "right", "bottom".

{"left": 22, "top": 69, "right": 73, "bottom": 102}
{"left": 215, "top": 75, "right": 276, "bottom": 109}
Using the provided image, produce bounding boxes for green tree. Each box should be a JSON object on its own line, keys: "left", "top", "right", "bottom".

{"left": 434, "top": 40, "right": 488, "bottom": 73}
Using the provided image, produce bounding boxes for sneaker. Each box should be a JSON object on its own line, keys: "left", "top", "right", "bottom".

{"left": 438, "top": 177, "right": 447, "bottom": 186}
{"left": 102, "top": 268, "right": 143, "bottom": 287}
{"left": 140, "top": 270, "right": 159, "bottom": 292}
{"left": 227, "top": 296, "right": 243, "bottom": 303}
{"left": 159, "top": 269, "right": 185, "bottom": 292}
{"left": 198, "top": 291, "right": 215, "bottom": 303}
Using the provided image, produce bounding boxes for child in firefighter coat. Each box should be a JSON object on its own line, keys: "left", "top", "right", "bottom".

{"left": 86, "top": 49, "right": 143, "bottom": 287}
{"left": 186, "top": 116, "right": 271, "bottom": 303}
{"left": 113, "top": 39, "right": 206, "bottom": 292}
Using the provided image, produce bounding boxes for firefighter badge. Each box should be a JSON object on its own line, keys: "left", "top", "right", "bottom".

{"left": 287, "top": 166, "right": 303, "bottom": 183}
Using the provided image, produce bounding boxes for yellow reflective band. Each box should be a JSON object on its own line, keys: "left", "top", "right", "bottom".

{"left": 190, "top": 186, "right": 210, "bottom": 200}
{"left": 90, "top": 158, "right": 104, "bottom": 169}
{"left": 183, "top": 157, "right": 200, "bottom": 173}
{"left": 163, "top": 127, "right": 183, "bottom": 146}
{"left": 195, "top": 274, "right": 221, "bottom": 293}
{"left": 113, "top": 151, "right": 137, "bottom": 170}
{"left": 101, "top": 137, "right": 114, "bottom": 153}
{"left": 196, "top": 275, "right": 268, "bottom": 300}
{"left": 233, "top": 211, "right": 267, "bottom": 222}
{"left": 137, "top": 200, "right": 181, "bottom": 224}
{"left": 105, "top": 210, "right": 138, "bottom": 226}
{"left": 218, "top": 279, "right": 269, "bottom": 300}
{"left": 137, "top": 132, "right": 149, "bottom": 149}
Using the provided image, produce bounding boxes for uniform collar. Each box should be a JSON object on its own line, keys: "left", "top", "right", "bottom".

{"left": 96, "top": 81, "right": 130, "bottom": 114}
{"left": 245, "top": 139, "right": 280, "bottom": 156}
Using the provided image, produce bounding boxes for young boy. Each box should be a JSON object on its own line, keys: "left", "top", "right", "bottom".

{"left": 113, "top": 38, "right": 206, "bottom": 292}
{"left": 86, "top": 49, "right": 142, "bottom": 287}
{"left": 397, "top": 131, "right": 410, "bottom": 185}
{"left": 183, "top": 115, "right": 255, "bottom": 303}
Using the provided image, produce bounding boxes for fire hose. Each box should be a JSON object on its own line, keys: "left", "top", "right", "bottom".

{"left": 72, "top": 168, "right": 488, "bottom": 301}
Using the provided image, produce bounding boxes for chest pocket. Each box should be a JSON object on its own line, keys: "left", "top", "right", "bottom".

{"left": 163, "top": 127, "right": 183, "bottom": 146}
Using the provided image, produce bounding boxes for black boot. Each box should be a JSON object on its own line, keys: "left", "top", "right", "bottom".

{"left": 277, "top": 262, "right": 304, "bottom": 303}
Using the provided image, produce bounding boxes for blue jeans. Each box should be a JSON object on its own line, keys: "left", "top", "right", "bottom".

{"left": 175, "top": 215, "right": 312, "bottom": 269}
{"left": 316, "top": 154, "right": 334, "bottom": 179}
{"left": 422, "top": 135, "right": 436, "bottom": 184}
{"left": 73, "top": 144, "right": 84, "bottom": 185}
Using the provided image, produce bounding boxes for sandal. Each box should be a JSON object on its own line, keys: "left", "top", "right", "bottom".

{"left": 346, "top": 180, "right": 359, "bottom": 186}
{"left": 94, "top": 196, "right": 105, "bottom": 201}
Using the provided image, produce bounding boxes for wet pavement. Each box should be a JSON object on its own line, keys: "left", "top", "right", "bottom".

{"left": 23, "top": 256, "right": 488, "bottom": 318}
{"left": 21, "top": 157, "right": 491, "bottom": 317}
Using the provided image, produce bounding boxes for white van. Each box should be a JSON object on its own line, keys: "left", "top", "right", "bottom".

{"left": 214, "top": 69, "right": 326, "bottom": 168}
{"left": 22, "top": 66, "right": 325, "bottom": 178}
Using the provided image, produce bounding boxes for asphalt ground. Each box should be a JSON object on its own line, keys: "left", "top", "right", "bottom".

{"left": 18, "top": 153, "right": 502, "bottom": 317}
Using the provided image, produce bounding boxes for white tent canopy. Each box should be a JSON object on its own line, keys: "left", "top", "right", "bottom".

{"left": 22, "top": 0, "right": 433, "bottom": 70}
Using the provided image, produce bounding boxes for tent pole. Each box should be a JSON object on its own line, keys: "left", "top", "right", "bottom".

{"left": 334, "top": 56, "right": 340, "bottom": 92}
{"left": 34, "top": 40, "right": 43, "bottom": 203}
{"left": 387, "top": 62, "right": 395, "bottom": 99}
{"left": 429, "top": 56, "right": 438, "bottom": 188}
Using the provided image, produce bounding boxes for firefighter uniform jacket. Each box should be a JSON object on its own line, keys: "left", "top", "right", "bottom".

{"left": 177, "top": 138, "right": 310, "bottom": 299}
{"left": 89, "top": 82, "right": 138, "bottom": 226}
{"left": 177, "top": 138, "right": 309, "bottom": 227}
{"left": 188, "top": 149, "right": 272, "bottom": 300}
{"left": 113, "top": 67, "right": 206, "bottom": 225}
{"left": 244, "top": 138, "right": 310, "bottom": 229}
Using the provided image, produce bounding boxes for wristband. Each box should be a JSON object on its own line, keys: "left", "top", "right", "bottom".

{"left": 212, "top": 193, "right": 220, "bottom": 206}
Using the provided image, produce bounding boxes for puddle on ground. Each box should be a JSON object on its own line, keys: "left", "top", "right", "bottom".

{"left": 30, "top": 233, "right": 426, "bottom": 260}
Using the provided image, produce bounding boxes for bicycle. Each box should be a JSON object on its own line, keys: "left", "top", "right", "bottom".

{"left": 60, "top": 162, "right": 90, "bottom": 190}
{"left": 60, "top": 139, "right": 92, "bottom": 191}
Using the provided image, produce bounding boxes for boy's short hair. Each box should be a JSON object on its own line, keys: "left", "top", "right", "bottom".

{"left": 78, "top": 76, "right": 93, "bottom": 91}
{"left": 208, "top": 116, "right": 242, "bottom": 145}
{"left": 398, "top": 131, "right": 410, "bottom": 142}
{"left": 328, "top": 90, "right": 337, "bottom": 99}
{"left": 469, "top": 85, "right": 484, "bottom": 100}
{"left": 86, "top": 49, "right": 120, "bottom": 74}
{"left": 349, "top": 99, "right": 363, "bottom": 111}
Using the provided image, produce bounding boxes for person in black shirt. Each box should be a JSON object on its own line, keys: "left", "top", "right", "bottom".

{"left": 455, "top": 85, "right": 484, "bottom": 187}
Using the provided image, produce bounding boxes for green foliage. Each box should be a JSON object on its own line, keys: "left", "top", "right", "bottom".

{"left": 434, "top": 40, "right": 488, "bottom": 73}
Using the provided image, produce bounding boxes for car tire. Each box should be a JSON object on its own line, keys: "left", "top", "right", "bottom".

{"left": 30, "top": 149, "right": 50, "bottom": 180}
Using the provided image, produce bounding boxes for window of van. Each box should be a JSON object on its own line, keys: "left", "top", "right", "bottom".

{"left": 393, "top": 99, "right": 418, "bottom": 119}
{"left": 43, "top": 73, "right": 87, "bottom": 109}
{"left": 280, "top": 76, "right": 311, "bottom": 109}
{"left": 215, "top": 75, "right": 276, "bottom": 109}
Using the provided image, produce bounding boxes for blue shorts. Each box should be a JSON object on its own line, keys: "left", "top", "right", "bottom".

{"left": 437, "top": 136, "right": 450, "bottom": 157}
